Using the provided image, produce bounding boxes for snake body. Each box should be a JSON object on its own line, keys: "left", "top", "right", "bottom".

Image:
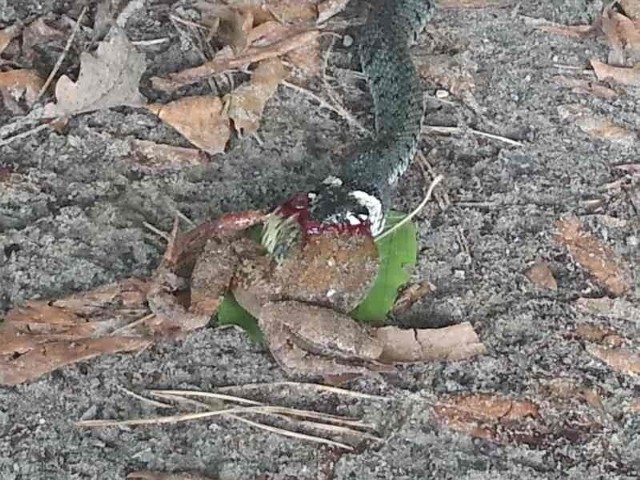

{"left": 308, "top": 0, "right": 435, "bottom": 235}
{"left": 263, "top": 0, "right": 434, "bottom": 256}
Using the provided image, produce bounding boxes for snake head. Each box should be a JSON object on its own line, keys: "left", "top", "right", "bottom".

{"left": 307, "top": 176, "right": 385, "bottom": 236}
{"left": 262, "top": 176, "right": 386, "bottom": 262}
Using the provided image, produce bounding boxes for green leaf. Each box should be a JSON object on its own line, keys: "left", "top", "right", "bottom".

{"left": 216, "top": 293, "right": 264, "bottom": 344}
{"left": 351, "top": 211, "right": 417, "bottom": 323}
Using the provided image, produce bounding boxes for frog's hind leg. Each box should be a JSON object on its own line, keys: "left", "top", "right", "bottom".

{"left": 259, "top": 301, "right": 387, "bottom": 378}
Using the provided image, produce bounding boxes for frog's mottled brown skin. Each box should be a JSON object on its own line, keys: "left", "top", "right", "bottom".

{"left": 147, "top": 214, "right": 386, "bottom": 378}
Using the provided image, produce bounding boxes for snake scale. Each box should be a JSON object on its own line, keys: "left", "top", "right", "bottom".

{"left": 263, "top": 0, "right": 435, "bottom": 255}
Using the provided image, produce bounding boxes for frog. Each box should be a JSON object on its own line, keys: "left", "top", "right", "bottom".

{"left": 146, "top": 195, "right": 390, "bottom": 378}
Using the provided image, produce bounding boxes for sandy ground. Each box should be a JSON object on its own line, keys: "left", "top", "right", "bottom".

{"left": 1, "top": 0, "right": 639, "bottom": 478}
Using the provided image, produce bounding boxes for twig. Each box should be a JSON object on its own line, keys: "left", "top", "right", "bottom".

{"left": 376, "top": 174, "right": 444, "bottom": 242}
{"left": 116, "top": 385, "right": 173, "bottom": 409}
{"left": 215, "top": 381, "right": 387, "bottom": 400}
{"left": 0, "top": 122, "right": 49, "bottom": 148}
{"left": 36, "top": 6, "right": 87, "bottom": 102}
{"left": 151, "top": 389, "right": 263, "bottom": 406}
{"left": 142, "top": 221, "right": 170, "bottom": 241}
{"left": 281, "top": 80, "right": 368, "bottom": 133}
{"left": 131, "top": 38, "right": 169, "bottom": 47}
{"left": 226, "top": 414, "right": 354, "bottom": 450}
{"left": 423, "top": 125, "right": 523, "bottom": 147}
{"left": 110, "top": 313, "right": 155, "bottom": 335}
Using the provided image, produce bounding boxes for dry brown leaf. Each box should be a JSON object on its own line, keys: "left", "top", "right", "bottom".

{"left": 246, "top": 20, "right": 290, "bottom": 47}
{"left": 0, "top": 278, "right": 151, "bottom": 354}
{"left": 573, "top": 323, "right": 625, "bottom": 347}
{"left": 591, "top": 58, "right": 640, "bottom": 86}
{"left": 146, "top": 96, "right": 231, "bottom": 154}
{"left": 555, "top": 217, "right": 632, "bottom": 297}
{"left": 151, "top": 29, "right": 319, "bottom": 93}
{"left": 0, "top": 24, "right": 22, "bottom": 55}
{"left": 0, "top": 69, "right": 45, "bottom": 112}
{"left": 574, "top": 297, "right": 640, "bottom": 323}
{"left": 264, "top": 0, "right": 318, "bottom": 23}
{"left": 542, "top": 378, "right": 605, "bottom": 412}
{"left": 317, "top": 0, "right": 350, "bottom": 23}
{"left": 129, "top": 139, "right": 210, "bottom": 170}
{"left": 552, "top": 75, "right": 618, "bottom": 99}
{"left": 0, "top": 278, "right": 157, "bottom": 385}
{"left": 225, "top": 57, "right": 286, "bottom": 134}
{"left": 44, "top": 29, "right": 147, "bottom": 117}
{"left": 433, "top": 393, "right": 541, "bottom": 444}
{"left": 525, "top": 261, "right": 558, "bottom": 291}
{"left": 21, "top": 17, "right": 65, "bottom": 61}
{"left": 601, "top": 8, "right": 640, "bottom": 65}
{"left": 285, "top": 36, "right": 322, "bottom": 77}
{"left": 628, "top": 398, "right": 640, "bottom": 413}
{"left": 586, "top": 343, "right": 640, "bottom": 375}
{"left": 621, "top": 0, "right": 640, "bottom": 20}
{"left": 0, "top": 337, "right": 151, "bottom": 386}
{"left": 375, "top": 322, "right": 485, "bottom": 363}
{"left": 206, "top": 6, "right": 254, "bottom": 52}
{"left": 557, "top": 104, "right": 636, "bottom": 145}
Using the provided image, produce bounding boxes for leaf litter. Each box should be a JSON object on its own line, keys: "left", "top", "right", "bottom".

{"left": 43, "top": 28, "right": 147, "bottom": 117}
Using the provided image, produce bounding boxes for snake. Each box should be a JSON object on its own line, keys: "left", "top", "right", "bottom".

{"left": 263, "top": 0, "right": 435, "bottom": 256}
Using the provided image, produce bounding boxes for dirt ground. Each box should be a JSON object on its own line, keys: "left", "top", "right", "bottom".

{"left": 1, "top": 0, "right": 639, "bottom": 479}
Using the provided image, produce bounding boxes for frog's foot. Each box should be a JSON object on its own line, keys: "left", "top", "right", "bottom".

{"left": 259, "top": 301, "right": 390, "bottom": 378}
{"left": 146, "top": 223, "right": 240, "bottom": 337}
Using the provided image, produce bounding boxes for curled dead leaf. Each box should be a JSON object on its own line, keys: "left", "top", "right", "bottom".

{"left": 375, "top": 322, "right": 485, "bottom": 363}
{"left": 225, "top": 57, "right": 286, "bottom": 134}
{"left": 555, "top": 216, "right": 632, "bottom": 297}
{"left": 146, "top": 96, "right": 231, "bottom": 154}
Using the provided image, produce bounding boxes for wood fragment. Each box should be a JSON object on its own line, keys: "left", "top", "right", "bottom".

{"left": 555, "top": 217, "right": 632, "bottom": 297}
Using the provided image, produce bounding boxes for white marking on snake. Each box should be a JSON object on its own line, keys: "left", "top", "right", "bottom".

{"left": 349, "top": 190, "right": 384, "bottom": 235}
{"left": 322, "top": 176, "right": 343, "bottom": 187}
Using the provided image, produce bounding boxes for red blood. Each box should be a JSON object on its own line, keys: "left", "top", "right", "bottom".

{"left": 275, "top": 193, "right": 372, "bottom": 237}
